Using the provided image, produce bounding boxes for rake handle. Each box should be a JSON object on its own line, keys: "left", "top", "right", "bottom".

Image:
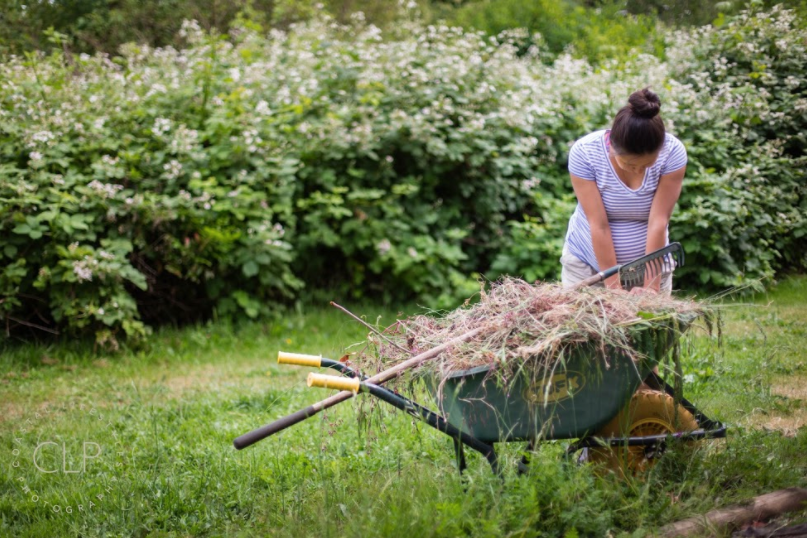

{"left": 573, "top": 265, "right": 621, "bottom": 289}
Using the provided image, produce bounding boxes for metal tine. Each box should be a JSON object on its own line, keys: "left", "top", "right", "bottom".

{"left": 644, "top": 258, "right": 655, "bottom": 280}
{"left": 619, "top": 242, "right": 684, "bottom": 289}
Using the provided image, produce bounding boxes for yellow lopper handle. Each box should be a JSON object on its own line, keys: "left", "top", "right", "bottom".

{"left": 307, "top": 373, "right": 361, "bottom": 393}
{"left": 277, "top": 351, "right": 322, "bottom": 367}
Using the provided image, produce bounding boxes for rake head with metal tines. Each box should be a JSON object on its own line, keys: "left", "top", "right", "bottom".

{"left": 619, "top": 243, "right": 685, "bottom": 290}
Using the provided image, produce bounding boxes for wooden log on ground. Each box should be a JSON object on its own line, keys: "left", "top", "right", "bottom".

{"left": 659, "top": 487, "right": 807, "bottom": 537}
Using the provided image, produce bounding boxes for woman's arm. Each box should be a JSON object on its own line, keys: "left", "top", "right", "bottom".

{"left": 644, "top": 166, "right": 686, "bottom": 290}
{"left": 570, "top": 174, "right": 621, "bottom": 289}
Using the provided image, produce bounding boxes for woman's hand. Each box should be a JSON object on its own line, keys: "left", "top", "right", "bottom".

{"left": 605, "top": 274, "right": 622, "bottom": 290}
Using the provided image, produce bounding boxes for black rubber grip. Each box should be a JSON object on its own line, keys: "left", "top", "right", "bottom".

{"left": 233, "top": 405, "right": 318, "bottom": 450}
{"left": 600, "top": 265, "right": 621, "bottom": 279}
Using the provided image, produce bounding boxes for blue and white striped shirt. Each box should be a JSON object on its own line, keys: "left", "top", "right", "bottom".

{"left": 565, "top": 129, "right": 687, "bottom": 271}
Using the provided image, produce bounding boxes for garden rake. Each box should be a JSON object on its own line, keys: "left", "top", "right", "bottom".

{"left": 574, "top": 242, "right": 684, "bottom": 290}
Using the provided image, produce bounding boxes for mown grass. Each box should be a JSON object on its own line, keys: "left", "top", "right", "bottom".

{"left": 1, "top": 278, "right": 806, "bottom": 538}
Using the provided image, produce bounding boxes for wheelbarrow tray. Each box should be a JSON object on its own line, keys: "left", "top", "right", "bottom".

{"left": 432, "top": 314, "right": 695, "bottom": 444}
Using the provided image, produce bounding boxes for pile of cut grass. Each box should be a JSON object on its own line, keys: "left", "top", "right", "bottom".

{"left": 354, "top": 278, "right": 714, "bottom": 384}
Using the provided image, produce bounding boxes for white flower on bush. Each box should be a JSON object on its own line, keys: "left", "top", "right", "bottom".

{"left": 255, "top": 100, "right": 271, "bottom": 115}
{"left": 153, "top": 117, "right": 172, "bottom": 136}
{"left": 29, "top": 151, "right": 43, "bottom": 163}
{"left": 407, "top": 247, "right": 418, "bottom": 258}
{"left": 521, "top": 177, "right": 541, "bottom": 191}
{"left": 30, "top": 131, "right": 54, "bottom": 146}
{"left": 178, "top": 19, "right": 204, "bottom": 44}
{"left": 376, "top": 239, "right": 392, "bottom": 255}
{"left": 145, "top": 83, "right": 167, "bottom": 98}
{"left": 163, "top": 159, "right": 183, "bottom": 179}
{"left": 243, "top": 128, "right": 261, "bottom": 152}
{"left": 88, "top": 180, "right": 124, "bottom": 198}
{"left": 72, "top": 260, "right": 94, "bottom": 282}
{"left": 170, "top": 125, "right": 199, "bottom": 153}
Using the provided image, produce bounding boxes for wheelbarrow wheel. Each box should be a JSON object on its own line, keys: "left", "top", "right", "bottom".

{"left": 588, "top": 389, "right": 698, "bottom": 477}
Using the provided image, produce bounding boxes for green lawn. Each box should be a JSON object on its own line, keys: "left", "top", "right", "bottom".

{"left": 1, "top": 278, "right": 806, "bottom": 537}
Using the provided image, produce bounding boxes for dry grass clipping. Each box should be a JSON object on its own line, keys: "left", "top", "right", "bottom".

{"left": 354, "top": 278, "right": 714, "bottom": 385}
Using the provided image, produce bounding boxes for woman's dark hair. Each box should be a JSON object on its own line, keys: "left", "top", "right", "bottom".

{"left": 610, "top": 88, "right": 665, "bottom": 156}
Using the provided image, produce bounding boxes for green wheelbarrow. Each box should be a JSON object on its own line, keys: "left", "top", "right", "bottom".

{"left": 420, "top": 312, "right": 726, "bottom": 475}
{"left": 234, "top": 313, "right": 726, "bottom": 475}
{"left": 234, "top": 244, "right": 727, "bottom": 475}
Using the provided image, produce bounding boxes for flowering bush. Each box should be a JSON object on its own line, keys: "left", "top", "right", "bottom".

{"left": 662, "top": 6, "right": 807, "bottom": 286}
{"left": 1, "top": 5, "right": 804, "bottom": 344}
{"left": 492, "top": 6, "right": 807, "bottom": 290}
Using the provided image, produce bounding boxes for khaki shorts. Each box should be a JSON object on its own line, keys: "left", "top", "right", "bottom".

{"left": 560, "top": 243, "right": 672, "bottom": 295}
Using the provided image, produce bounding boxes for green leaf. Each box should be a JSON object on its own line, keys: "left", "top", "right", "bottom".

{"left": 70, "top": 214, "right": 89, "bottom": 230}
{"left": 37, "top": 210, "right": 58, "bottom": 222}
{"left": 242, "top": 261, "right": 259, "bottom": 277}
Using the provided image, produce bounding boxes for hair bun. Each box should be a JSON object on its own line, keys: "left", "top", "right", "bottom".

{"left": 628, "top": 88, "right": 661, "bottom": 119}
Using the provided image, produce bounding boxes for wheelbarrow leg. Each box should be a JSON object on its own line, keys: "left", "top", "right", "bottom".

{"left": 485, "top": 446, "right": 500, "bottom": 475}
{"left": 360, "top": 383, "right": 499, "bottom": 475}
{"left": 453, "top": 438, "right": 467, "bottom": 474}
{"left": 517, "top": 440, "right": 535, "bottom": 475}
